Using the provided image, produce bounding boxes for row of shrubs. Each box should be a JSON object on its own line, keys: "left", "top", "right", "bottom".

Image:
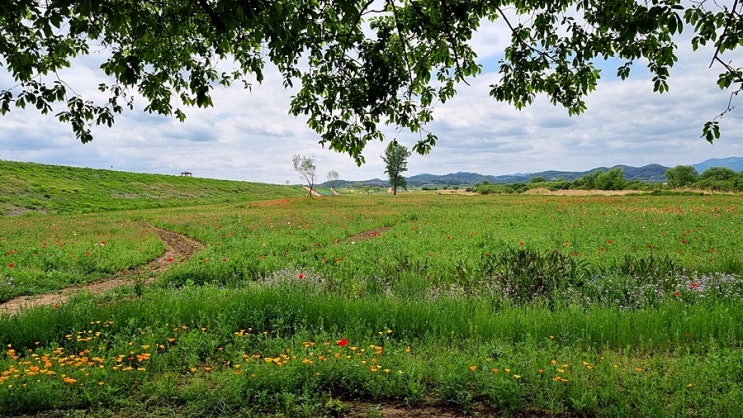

{"left": 472, "top": 165, "right": 743, "bottom": 194}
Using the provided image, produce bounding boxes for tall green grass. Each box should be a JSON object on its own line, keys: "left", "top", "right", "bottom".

{"left": 2, "top": 185, "right": 743, "bottom": 416}
{"left": 4, "top": 284, "right": 743, "bottom": 355}
{"left": 0, "top": 213, "right": 163, "bottom": 300}
{"left": 3, "top": 284, "right": 743, "bottom": 416}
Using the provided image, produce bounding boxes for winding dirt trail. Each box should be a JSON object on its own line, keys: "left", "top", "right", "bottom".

{"left": 0, "top": 227, "right": 203, "bottom": 316}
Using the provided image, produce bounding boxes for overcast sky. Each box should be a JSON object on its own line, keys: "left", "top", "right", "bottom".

{"left": 2, "top": 18, "right": 743, "bottom": 184}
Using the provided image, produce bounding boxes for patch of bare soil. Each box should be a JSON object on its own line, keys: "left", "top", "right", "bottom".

{"left": 348, "top": 227, "right": 390, "bottom": 242}
{"left": 343, "top": 401, "right": 576, "bottom": 417}
{"left": 304, "top": 186, "right": 323, "bottom": 197}
{"left": 251, "top": 198, "right": 293, "bottom": 207}
{"left": 345, "top": 403, "right": 475, "bottom": 418}
{"left": 3, "top": 204, "right": 43, "bottom": 217}
{"left": 434, "top": 190, "right": 478, "bottom": 196}
{"left": 344, "top": 403, "right": 466, "bottom": 417}
{"left": 0, "top": 227, "right": 203, "bottom": 316}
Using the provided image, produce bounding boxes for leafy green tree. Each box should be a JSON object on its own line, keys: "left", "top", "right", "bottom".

{"left": 573, "top": 170, "right": 602, "bottom": 190}
{"left": 1, "top": 1, "right": 741, "bottom": 159}
{"left": 292, "top": 155, "right": 317, "bottom": 198}
{"left": 699, "top": 167, "right": 737, "bottom": 181}
{"left": 697, "top": 166, "right": 738, "bottom": 191}
{"left": 665, "top": 165, "right": 699, "bottom": 188}
{"left": 595, "top": 168, "right": 626, "bottom": 190}
{"left": 382, "top": 141, "right": 411, "bottom": 195}
{"left": 529, "top": 176, "right": 547, "bottom": 183}
{"left": 733, "top": 173, "right": 743, "bottom": 191}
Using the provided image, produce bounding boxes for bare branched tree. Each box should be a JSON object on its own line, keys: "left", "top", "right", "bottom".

{"left": 293, "top": 155, "right": 317, "bottom": 198}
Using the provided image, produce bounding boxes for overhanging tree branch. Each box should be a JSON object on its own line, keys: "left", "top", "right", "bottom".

{"left": 195, "top": 0, "right": 226, "bottom": 33}
{"left": 387, "top": 0, "right": 415, "bottom": 100}
{"left": 709, "top": 0, "right": 739, "bottom": 68}
{"left": 2, "top": 0, "right": 743, "bottom": 156}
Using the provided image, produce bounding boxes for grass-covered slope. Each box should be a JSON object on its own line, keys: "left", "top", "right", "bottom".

{"left": 0, "top": 160, "right": 305, "bottom": 214}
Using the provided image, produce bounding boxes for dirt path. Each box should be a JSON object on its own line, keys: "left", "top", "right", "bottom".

{"left": 303, "top": 186, "right": 322, "bottom": 197}
{"left": 0, "top": 227, "right": 203, "bottom": 316}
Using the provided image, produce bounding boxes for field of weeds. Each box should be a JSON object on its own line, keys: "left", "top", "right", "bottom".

{"left": 2, "top": 193, "right": 743, "bottom": 416}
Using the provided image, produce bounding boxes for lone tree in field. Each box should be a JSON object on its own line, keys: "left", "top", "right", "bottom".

{"left": 382, "top": 141, "right": 411, "bottom": 195}
{"left": 1, "top": 1, "right": 741, "bottom": 156}
{"left": 327, "top": 170, "right": 340, "bottom": 192}
{"left": 292, "top": 155, "right": 317, "bottom": 198}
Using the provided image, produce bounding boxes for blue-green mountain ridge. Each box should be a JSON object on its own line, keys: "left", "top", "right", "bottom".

{"left": 326, "top": 157, "right": 743, "bottom": 187}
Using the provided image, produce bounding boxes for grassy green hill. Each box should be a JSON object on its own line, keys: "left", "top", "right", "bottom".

{"left": 0, "top": 160, "right": 306, "bottom": 215}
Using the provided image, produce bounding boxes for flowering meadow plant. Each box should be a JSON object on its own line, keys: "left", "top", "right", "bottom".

{"left": 2, "top": 193, "right": 743, "bottom": 416}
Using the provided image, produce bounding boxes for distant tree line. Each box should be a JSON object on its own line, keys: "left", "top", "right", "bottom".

{"left": 471, "top": 166, "right": 743, "bottom": 195}
{"left": 664, "top": 165, "right": 743, "bottom": 191}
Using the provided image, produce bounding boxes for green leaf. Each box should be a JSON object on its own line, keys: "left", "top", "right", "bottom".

{"left": 0, "top": 0, "right": 738, "bottom": 159}
{"left": 703, "top": 121, "right": 721, "bottom": 143}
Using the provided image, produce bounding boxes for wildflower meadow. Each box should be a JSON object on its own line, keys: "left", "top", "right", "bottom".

{"left": 2, "top": 192, "right": 743, "bottom": 416}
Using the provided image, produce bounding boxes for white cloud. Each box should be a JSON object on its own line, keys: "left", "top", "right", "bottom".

{"left": 2, "top": 19, "right": 743, "bottom": 183}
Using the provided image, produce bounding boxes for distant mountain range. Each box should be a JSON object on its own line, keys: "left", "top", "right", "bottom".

{"left": 323, "top": 157, "right": 743, "bottom": 187}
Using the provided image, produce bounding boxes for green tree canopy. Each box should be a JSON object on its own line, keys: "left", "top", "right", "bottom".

{"left": 696, "top": 166, "right": 739, "bottom": 190}
{"left": 382, "top": 141, "right": 411, "bottom": 195}
{"left": 528, "top": 176, "right": 547, "bottom": 183}
{"left": 594, "top": 168, "right": 626, "bottom": 191}
{"left": 1, "top": 1, "right": 741, "bottom": 162}
{"left": 699, "top": 166, "right": 738, "bottom": 181}
{"left": 574, "top": 170, "right": 602, "bottom": 190}
{"left": 665, "top": 165, "right": 699, "bottom": 188}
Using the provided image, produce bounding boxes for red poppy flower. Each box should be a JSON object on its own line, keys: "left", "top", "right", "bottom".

{"left": 7, "top": 263, "right": 13, "bottom": 268}
{"left": 337, "top": 338, "right": 348, "bottom": 347}
{"left": 298, "top": 273, "right": 304, "bottom": 280}
{"left": 690, "top": 282, "right": 699, "bottom": 289}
